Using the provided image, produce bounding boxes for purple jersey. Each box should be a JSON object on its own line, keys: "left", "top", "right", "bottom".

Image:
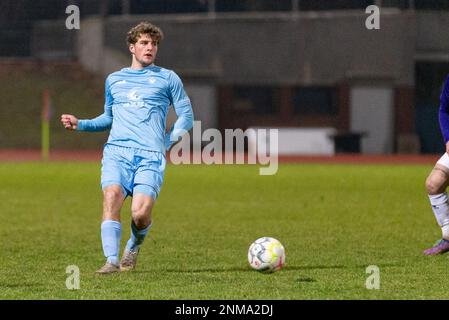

{"left": 440, "top": 76, "right": 449, "bottom": 144}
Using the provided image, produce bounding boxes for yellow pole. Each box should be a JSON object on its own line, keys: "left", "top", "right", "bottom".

{"left": 42, "top": 120, "right": 49, "bottom": 161}
{"left": 41, "top": 90, "right": 50, "bottom": 161}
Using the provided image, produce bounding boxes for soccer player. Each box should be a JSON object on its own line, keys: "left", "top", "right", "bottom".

{"left": 424, "top": 75, "right": 449, "bottom": 255}
{"left": 61, "top": 22, "right": 194, "bottom": 273}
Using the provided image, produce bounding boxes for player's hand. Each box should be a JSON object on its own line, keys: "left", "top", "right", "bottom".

{"left": 61, "top": 114, "right": 78, "bottom": 130}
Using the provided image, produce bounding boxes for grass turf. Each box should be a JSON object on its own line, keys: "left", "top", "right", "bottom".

{"left": 0, "top": 161, "right": 448, "bottom": 299}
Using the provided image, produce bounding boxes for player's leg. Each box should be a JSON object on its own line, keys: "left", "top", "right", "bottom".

{"left": 424, "top": 154, "right": 449, "bottom": 255}
{"left": 97, "top": 145, "right": 133, "bottom": 273}
{"left": 120, "top": 150, "right": 165, "bottom": 271}
{"left": 120, "top": 192, "right": 155, "bottom": 271}
{"left": 100, "top": 185, "right": 126, "bottom": 267}
{"left": 128, "top": 193, "right": 154, "bottom": 249}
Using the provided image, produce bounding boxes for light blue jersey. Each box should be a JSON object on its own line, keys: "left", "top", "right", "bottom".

{"left": 77, "top": 64, "right": 194, "bottom": 153}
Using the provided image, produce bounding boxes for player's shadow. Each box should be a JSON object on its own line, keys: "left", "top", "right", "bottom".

{"left": 285, "top": 263, "right": 400, "bottom": 270}
{"left": 160, "top": 266, "right": 325, "bottom": 273}
{"left": 0, "top": 282, "right": 42, "bottom": 288}
{"left": 137, "top": 263, "right": 399, "bottom": 274}
{"left": 142, "top": 267, "right": 254, "bottom": 273}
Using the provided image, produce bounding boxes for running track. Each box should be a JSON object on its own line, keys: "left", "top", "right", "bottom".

{"left": 0, "top": 149, "right": 440, "bottom": 165}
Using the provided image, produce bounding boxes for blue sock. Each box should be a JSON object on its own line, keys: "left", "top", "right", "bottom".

{"left": 126, "top": 222, "right": 151, "bottom": 252}
{"left": 101, "top": 220, "right": 121, "bottom": 265}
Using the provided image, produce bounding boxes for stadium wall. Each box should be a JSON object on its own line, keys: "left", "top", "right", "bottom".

{"left": 33, "top": 11, "right": 418, "bottom": 84}
{"left": 81, "top": 12, "right": 416, "bottom": 86}
{"left": 29, "top": 11, "right": 449, "bottom": 154}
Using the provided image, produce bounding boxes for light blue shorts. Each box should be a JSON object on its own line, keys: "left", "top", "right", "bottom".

{"left": 101, "top": 144, "right": 166, "bottom": 200}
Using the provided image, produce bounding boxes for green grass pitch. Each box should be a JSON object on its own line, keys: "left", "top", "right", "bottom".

{"left": 1, "top": 161, "right": 448, "bottom": 299}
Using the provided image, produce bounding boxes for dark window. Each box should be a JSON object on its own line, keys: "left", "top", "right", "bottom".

{"left": 415, "top": 62, "right": 449, "bottom": 153}
{"left": 293, "top": 87, "right": 337, "bottom": 115}
{"left": 414, "top": 0, "right": 449, "bottom": 10}
{"left": 415, "top": 62, "right": 449, "bottom": 106}
{"left": 299, "top": 0, "right": 373, "bottom": 11}
{"left": 232, "top": 86, "right": 277, "bottom": 114}
{"left": 382, "top": 0, "right": 410, "bottom": 9}
{"left": 216, "top": 0, "right": 291, "bottom": 12}
{"left": 130, "top": 0, "right": 208, "bottom": 14}
{"left": 0, "top": 27, "right": 30, "bottom": 56}
{"left": 108, "top": 0, "right": 123, "bottom": 15}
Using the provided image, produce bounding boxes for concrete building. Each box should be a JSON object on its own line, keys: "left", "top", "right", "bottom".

{"left": 29, "top": 5, "right": 449, "bottom": 154}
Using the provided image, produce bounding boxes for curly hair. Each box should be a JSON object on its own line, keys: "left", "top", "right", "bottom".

{"left": 126, "top": 21, "right": 164, "bottom": 46}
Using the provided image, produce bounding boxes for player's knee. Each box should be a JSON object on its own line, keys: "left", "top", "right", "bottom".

{"left": 103, "top": 187, "right": 123, "bottom": 202}
{"left": 132, "top": 213, "right": 151, "bottom": 229}
{"left": 426, "top": 176, "right": 444, "bottom": 195}
{"left": 132, "top": 210, "right": 151, "bottom": 229}
{"left": 131, "top": 206, "right": 152, "bottom": 229}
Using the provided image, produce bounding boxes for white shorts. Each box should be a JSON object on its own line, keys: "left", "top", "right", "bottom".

{"left": 437, "top": 153, "right": 449, "bottom": 169}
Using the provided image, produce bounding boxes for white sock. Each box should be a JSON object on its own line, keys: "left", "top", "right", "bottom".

{"left": 429, "top": 192, "right": 449, "bottom": 240}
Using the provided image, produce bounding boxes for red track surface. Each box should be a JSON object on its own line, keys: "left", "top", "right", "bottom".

{"left": 0, "top": 149, "right": 440, "bottom": 165}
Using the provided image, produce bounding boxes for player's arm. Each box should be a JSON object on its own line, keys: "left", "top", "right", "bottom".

{"left": 439, "top": 76, "right": 449, "bottom": 154}
{"left": 61, "top": 78, "right": 113, "bottom": 132}
{"left": 165, "top": 71, "right": 194, "bottom": 150}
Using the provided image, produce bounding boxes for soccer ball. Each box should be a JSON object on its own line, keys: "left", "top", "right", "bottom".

{"left": 248, "top": 237, "right": 285, "bottom": 273}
